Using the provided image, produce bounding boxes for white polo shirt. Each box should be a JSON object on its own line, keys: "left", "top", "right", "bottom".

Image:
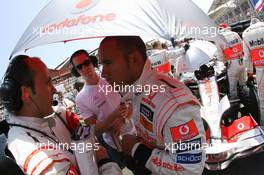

{"left": 75, "top": 78, "right": 121, "bottom": 149}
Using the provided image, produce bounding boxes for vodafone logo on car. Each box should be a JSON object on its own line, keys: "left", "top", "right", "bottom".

{"left": 71, "top": 0, "right": 100, "bottom": 13}
{"left": 237, "top": 123, "right": 245, "bottom": 130}
{"left": 170, "top": 119, "right": 199, "bottom": 142}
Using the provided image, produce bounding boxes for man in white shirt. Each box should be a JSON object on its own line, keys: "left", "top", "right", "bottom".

{"left": 70, "top": 50, "right": 128, "bottom": 168}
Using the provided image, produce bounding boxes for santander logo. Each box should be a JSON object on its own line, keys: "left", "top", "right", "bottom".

{"left": 71, "top": 0, "right": 100, "bottom": 13}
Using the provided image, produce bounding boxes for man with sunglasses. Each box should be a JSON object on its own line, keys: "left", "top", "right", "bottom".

{"left": 70, "top": 50, "right": 128, "bottom": 169}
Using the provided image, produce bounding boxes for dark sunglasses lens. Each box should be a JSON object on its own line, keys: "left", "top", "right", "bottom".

{"left": 76, "top": 60, "right": 90, "bottom": 70}
{"left": 76, "top": 64, "right": 83, "bottom": 70}
{"left": 83, "top": 60, "right": 91, "bottom": 66}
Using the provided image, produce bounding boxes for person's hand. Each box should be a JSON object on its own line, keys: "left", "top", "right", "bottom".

{"left": 104, "top": 106, "right": 124, "bottom": 131}
{"left": 126, "top": 103, "right": 133, "bottom": 119}
{"left": 120, "top": 102, "right": 133, "bottom": 119}
{"left": 248, "top": 73, "right": 254, "bottom": 81}
{"left": 121, "top": 135, "right": 140, "bottom": 155}
{"left": 71, "top": 125, "right": 91, "bottom": 140}
{"left": 105, "top": 103, "right": 132, "bottom": 132}
{"left": 119, "top": 103, "right": 129, "bottom": 118}
{"left": 109, "top": 118, "right": 125, "bottom": 135}
{"left": 95, "top": 145, "right": 109, "bottom": 162}
{"left": 247, "top": 73, "right": 255, "bottom": 86}
{"left": 107, "top": 104, "right": 126, "bottom": 121}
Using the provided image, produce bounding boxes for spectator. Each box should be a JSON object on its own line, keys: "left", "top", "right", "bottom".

{"left": 73, "top": 80, "right": 85, "bottom": 99}
{"left": 70, "top": 50, "right": 128, "bottom": 169}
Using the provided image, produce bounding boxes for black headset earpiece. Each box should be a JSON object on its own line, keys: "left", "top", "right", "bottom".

{"left": 89, "top": 55, "right": 98, "bottom": 68}
{"left": 0, "top": 78, "right": 23, "bottom": 112}
{"left": 0, "top": 55, "right": 29, "bottom": 112}
{"left": 71, "top": 67, "right": 81, "bottom": 77}
{"left": 69, "top": 50, "right": 99, "bottom": 77}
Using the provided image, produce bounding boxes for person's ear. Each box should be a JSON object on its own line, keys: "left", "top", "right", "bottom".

{"left": 128, "top": 51, "right": 141, "bottom": 67}
{"left": 21, "top": 86, "right": 31, "bottom": 102}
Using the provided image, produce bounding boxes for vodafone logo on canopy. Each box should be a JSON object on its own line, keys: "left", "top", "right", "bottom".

{"left": 71, "top": 0, "right": 100, "bottom": 13}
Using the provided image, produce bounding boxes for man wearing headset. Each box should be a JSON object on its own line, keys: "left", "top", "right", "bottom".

{"left": 243, "top": 18, "right": 264, "bottom": 125}
{"left": 70, "top": 50, "right": 130, "bottom": 169}
{"left": 0, "top": 55, "right": 122, "bottom": 175}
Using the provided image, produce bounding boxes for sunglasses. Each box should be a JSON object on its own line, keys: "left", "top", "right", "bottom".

{"left": 75, "top": 60, "right": 91, "bottom": 70}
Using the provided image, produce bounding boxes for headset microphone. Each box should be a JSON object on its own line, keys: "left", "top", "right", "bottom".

{"left": 29, "top": 96, "right": 42, "bottom": 117}
{"left": 30, "top": 96, "right": 57, "bottom": 120}
{"left": 52, "top": 100, "right": 58, "bottom": 106}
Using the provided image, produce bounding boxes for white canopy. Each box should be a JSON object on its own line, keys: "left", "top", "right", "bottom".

{"left": 11, "top": 0, "right": 226, "bottom": 56}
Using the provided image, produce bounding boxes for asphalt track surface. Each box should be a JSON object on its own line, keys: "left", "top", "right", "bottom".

{"left": 202, "top": 151, "right": 264, "bottom": 175}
